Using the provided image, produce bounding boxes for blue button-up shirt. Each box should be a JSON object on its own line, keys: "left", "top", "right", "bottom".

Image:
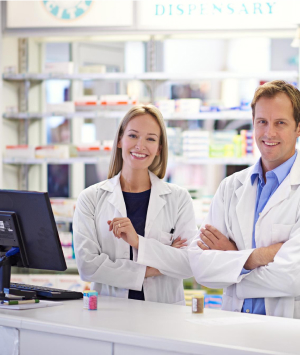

{"left": 241, "top": 151, "right": 297, "bottom": 315}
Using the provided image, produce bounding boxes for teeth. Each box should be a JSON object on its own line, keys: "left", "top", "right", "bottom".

{"left": 131, "top": 152, "right": 146, "bottom": 158}
{"left": 264, "top": 142, "right": 279, "bottom": 146}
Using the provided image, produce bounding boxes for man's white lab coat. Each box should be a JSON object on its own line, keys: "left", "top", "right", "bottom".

{"left": 73, "top": 171, "right": 197, "bottom": 305}
{"left": 188, "top": 151, "right": 300, "bottom": 318}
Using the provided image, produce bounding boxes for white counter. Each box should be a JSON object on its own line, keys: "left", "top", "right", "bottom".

{"left": 1, "top": 296, "right": 300, "bottom": 355}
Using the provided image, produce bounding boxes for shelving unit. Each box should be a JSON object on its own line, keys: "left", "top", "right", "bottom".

{"left": 4, "top": 67, "right": 295, "bottom": 190}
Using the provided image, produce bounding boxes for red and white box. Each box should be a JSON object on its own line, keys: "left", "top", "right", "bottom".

{"left": 56, "top": 275, "right": 86, "bottom": 292}
{"left": 74, "top": 95, "right": 97, "bottom": 107}
{"left": 76, "top": 143, "right": 101, "bottom": 156}
{"left": 44, "top": 62, "right": 74, "bottom": 74}
{"left": 35, "top": 145, "right": 69, "bottom": 159}
{"left": 50, "top": 198, "right": 76, "bottom": 219}
{"left": 99, "top": 95, "right": 137, "bottom": 105}
{"left": 4, "top": 145, "right": 35, "bottom": 159}
{"left": 28, "top": 275, "right": 58, "bottom": 288}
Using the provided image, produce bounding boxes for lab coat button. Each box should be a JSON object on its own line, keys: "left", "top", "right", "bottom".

{"left": 246, "top": 309, "right": 250, "bottom": 313}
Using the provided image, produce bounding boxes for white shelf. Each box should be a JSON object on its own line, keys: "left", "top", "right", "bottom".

{"left": 164, "top": 110, "right": 252, "bottom": 120}
{"left": 173, "top": 156, "right": 257, "bottom": 165}
{"left": 3, "top": 156, "right": 257, "bottom": 166}
{"left": 3, "top": 110, "right": 253, "bottom": 120}
{"left": 3, "top": 110, "right": 129, "bottom": 120}
{"left": 3, "top": 71, "right": 298, "bottom": 82}
{"left": 3, "top": 157, "right": 100, "bottom": 164}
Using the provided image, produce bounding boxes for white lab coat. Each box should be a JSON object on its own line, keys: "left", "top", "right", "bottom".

{"left": 73, "top": 171, "right": 197, "bottom": 305}
{"left": 188, "top": 151, "right": 300, "bottom": 318}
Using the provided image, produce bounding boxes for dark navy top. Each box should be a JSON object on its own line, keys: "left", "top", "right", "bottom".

{"left": 122, "top": 189, "right": 151, "bottom": 301}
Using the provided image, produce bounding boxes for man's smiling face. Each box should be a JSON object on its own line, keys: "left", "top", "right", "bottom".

{"left": 254, "top": 92, "right": 300, "bottom": 173}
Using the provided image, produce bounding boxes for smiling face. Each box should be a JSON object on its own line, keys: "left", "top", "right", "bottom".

{"left": 117, "top": 114, "right": 162, "bottom": 173}
{"left": 254, "top": 92, "right": 300, "bottom": 173}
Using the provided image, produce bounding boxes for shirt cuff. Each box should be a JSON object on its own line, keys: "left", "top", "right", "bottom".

{"left": 240, "top": 267, "right": 251, "bottom": 275}
{"left": 132, "top": 234, "right": 143, "bottom": 262}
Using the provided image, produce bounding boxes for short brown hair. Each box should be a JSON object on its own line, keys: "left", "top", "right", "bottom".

{"left": 251, "top": 80, "right": 300, "bottom": 127}
{"left": 108, "top": 104, "right": 168, "bottom": 179}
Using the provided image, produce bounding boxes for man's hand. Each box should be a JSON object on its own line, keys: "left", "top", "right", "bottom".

{"left": 197, "top": 224, "right": 238, "bottom": 251}
{"left": 244, "top": 242, "right": 284, "bottom": 270}
{"left": 145, "top": 266, "right": 161, "bottom": 278}
{"left": 107, "top": 218, "right": 139, "bottom": 249}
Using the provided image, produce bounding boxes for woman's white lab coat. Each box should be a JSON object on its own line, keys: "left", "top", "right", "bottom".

{"left": 188, "top": 151, "right": 300, "bottom": 318}
{"left": 73, "top": 171, "right": 197, "bottom": 305}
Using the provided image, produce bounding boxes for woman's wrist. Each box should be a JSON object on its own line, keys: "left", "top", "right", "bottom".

{"left": 134, "top": 234, "right": 139, "bottom": 249}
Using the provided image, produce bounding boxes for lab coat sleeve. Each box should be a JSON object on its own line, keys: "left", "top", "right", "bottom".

{"left": 137, "top": 189, "right": 197, "bottom": 279}
{"left": 73, "top": 188, "right": 146, "bottom": 291}
{"left": 188, "top": 179, "right": 254, "bottom": 289}
{"left": 236, "top": 216, "right": 300, "bottom": 299}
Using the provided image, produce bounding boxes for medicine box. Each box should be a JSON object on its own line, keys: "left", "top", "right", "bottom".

{"left": 44, "top": 62, "right": 74, "bottom": 74}
{"left": 46, "top": 102, "right": 75, "bottom": 113}
{"left": 4, "top": 145, "right": 35, "bottom": 159}
{"left": 35, "top": 145, "right": 70, "bottom": 159}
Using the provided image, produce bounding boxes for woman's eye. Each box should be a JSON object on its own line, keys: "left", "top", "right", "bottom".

{"left": 129, "top": 134, "right": 137, "bottom": 138}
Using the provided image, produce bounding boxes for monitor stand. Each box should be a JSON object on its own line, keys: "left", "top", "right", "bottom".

{"left": 0, "top": 250, "right": 36, "bottom": 299}
{"left": 0, "top": 250, "right": 11, "bottom": 292}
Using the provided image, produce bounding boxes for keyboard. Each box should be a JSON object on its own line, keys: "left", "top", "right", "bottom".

{"left": 10, "top": 283, "right": 83, "bottom": 300}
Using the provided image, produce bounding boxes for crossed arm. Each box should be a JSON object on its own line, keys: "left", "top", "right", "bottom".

{"left": 108, "top": 217, "right": 188, "bottom": 278}
{"left": 198, "top": 224, "right": 283, "bottom": 270}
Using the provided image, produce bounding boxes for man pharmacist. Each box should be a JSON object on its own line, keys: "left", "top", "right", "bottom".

{"left": 188, "top": 80, "right": 300, "bottom": 318}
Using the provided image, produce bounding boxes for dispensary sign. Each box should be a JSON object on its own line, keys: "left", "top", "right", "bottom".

{"left": 137, "top": 0, "right": 300, "bottom": 30}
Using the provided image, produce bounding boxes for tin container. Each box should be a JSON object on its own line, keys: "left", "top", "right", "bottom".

{"left": 192, "top": 295, "right": 204, "bottom": 314}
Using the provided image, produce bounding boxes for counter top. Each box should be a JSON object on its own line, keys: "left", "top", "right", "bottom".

{"left": 1, "top": 296, "right": 300, "bottom": 355}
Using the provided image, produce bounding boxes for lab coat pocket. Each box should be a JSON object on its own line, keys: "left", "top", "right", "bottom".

{"left": 272, "top": 224, "right": 294, "bottom": 244}
{"left": 159, "top": 231, "right": 173, "bottom": 246}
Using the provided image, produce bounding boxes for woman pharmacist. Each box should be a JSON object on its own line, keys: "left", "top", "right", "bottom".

{"left": 73, "top": 105, "right": 198, "bottom": 305}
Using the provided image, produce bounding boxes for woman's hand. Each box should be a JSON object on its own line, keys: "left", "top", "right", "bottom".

{"left": 145, "top": 266, "right": 161, "bottom": 278}
{"left": 107, "top": 218, "right": 139, "bottom": 249}
{"left": 172, "top": 236, "right": 188, "bottom": 248}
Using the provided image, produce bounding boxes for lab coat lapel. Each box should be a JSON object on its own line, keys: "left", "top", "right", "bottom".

{"left": 235, "top": 169, "right": 257, "bottom": 249}
{"left": 103, "top": 173, "right": 127, "bottom": 217}
{"left": 145, "top": 171, "right": 171, "bottom": 235}
{"left": 259, "top": 151, "right": 300, "bottom": 218}
{"left": 259, "top": 177, "right": 290, "bottom": 219}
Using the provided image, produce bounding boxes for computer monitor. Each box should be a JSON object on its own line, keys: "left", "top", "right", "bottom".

{"left": 0, "top": 190, "right": 67, "bottom": 293}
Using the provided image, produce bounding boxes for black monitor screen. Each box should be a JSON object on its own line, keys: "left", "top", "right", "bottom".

{"left": 0, "top": 190, "right": 66, "bottom": 271}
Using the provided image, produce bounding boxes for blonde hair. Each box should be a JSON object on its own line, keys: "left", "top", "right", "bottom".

{"left": 108, "top": 104, "right": 168, "bottom": 179}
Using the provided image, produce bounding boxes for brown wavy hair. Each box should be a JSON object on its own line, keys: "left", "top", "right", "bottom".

{"left": 108, "top": 104, "right": 168, "bottom": 179}
{"left": 251, "top": 80, "right": 300, "bottom": 128}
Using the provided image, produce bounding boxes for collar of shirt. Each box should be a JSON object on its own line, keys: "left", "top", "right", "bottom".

{"left": 250, "top": 151, "right": 298, "bottom": 187}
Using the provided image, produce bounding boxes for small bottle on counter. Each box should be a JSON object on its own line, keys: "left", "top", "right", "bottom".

{"left": 192, "top": 295, "right": 204, "bottom": 314}
{"left": 83, "top": 290, "right": 98, "bottom": 310}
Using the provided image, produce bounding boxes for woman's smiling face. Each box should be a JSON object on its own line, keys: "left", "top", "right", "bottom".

{"left": 117, "top": 114, "right": 162, "bottom": 173}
